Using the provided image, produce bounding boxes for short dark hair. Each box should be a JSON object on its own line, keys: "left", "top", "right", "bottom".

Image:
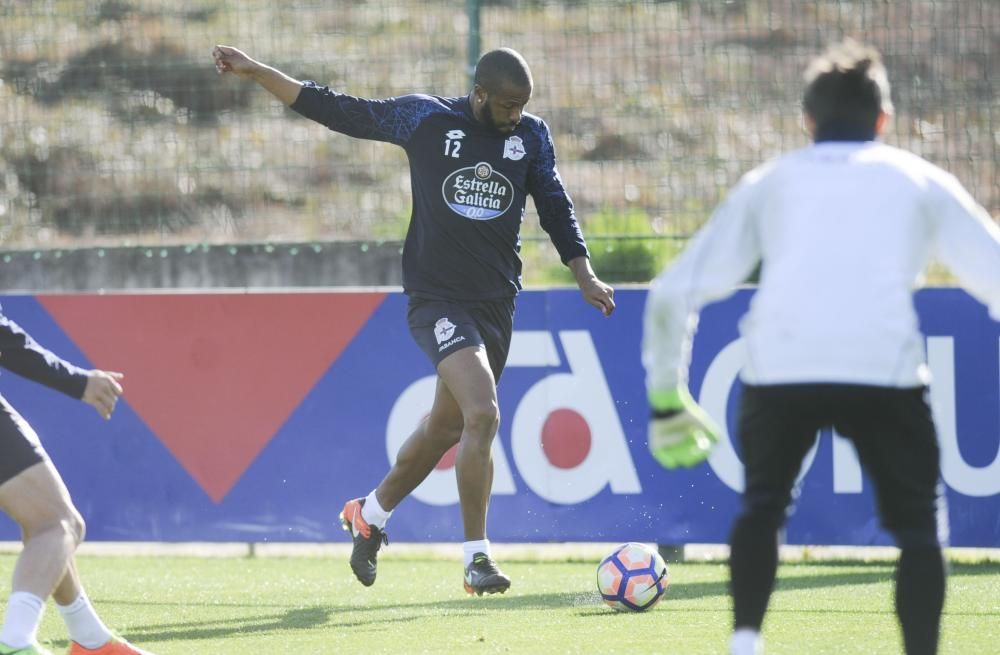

{"left": 802, "top": 39, "right": 893, "bottom": 133}
{"left": 474, "top": 48, "right": 533, "bottom": 93}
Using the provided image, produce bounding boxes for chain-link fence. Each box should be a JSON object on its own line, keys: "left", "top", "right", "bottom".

{"left": 1, "top": 0, "right": 998, "bottom": 282}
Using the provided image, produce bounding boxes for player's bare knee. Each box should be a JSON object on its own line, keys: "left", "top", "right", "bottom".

{"left": 69, "top": 508, "right": 86, "bottom": 546}
{"left": 52, "top": 508, "right": 85, "bottom": 548}
{"left": 21, "top": 505, "right": 84, "bottom": 548}
{"left": 462, "top": 404, "right": 499, "bottom": 441}
{"left": 51, "top": 501, "right": 85, "bottom": 547}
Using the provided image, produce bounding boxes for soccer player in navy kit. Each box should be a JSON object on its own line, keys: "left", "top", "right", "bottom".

{"left": 213, "top": 45, "right": 615, "bottom": 594}
{"left": 643, "top": 41, "right": 1000, "bottom": 655}
{"left": 0, "top": 313, "right": 154, "bottom": 655}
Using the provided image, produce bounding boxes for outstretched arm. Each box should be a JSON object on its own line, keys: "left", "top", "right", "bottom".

{"left": 0, "top": 314, "right": 124, "bottom": 419}
{"left": 213, "top": 45, "right": 302, "bottom": 106}
{"left": 215, "top": 44, "right": 432, "bottom": 146}
{"left": 0, "top": 314, "right": 88, "bottom": 398}
{"left": 642, "top": 174, "right": 761, "bottom": 469}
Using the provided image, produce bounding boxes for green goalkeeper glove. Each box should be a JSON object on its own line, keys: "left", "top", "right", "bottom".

{"left": 647, "top": 386, "right": 721, "bottom": 469}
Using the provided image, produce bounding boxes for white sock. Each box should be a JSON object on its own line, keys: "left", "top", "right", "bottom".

{"left": 0, "top": 591, "right": 45, "bottom": 649}
{"left": 463, "top": 539, "right": 490, "bottom": 567}
{"left": 361, "top": 489, "right": 392, "bottom": 529}
{"left": 57, "top": 593, "right": 112, "bottom": 649}
{"left": 730, "top": 628, "right": 763, "bottom": 655}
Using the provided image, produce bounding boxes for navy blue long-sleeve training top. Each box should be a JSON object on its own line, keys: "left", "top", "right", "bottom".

{"left": 0, "top": 312, "right": 88, "bottom": 399}
{"left": 290, "top": 83, "right": 589, "bottom": 301}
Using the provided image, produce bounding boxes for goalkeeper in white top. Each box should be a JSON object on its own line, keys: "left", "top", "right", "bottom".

{"left": 643, "top": 39, "right": 1000, "bottom": 655}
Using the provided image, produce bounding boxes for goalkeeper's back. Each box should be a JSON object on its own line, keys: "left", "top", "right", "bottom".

{"left": 735, "top": 139, "right": 1000, "bottom": 387}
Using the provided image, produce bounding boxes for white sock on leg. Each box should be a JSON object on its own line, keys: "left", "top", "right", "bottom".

{"left": 463, "top": 539, "right": 490, "bottom": 567}
{"left": 730, "top": 627, "right": 763, "bottom": 655}
{"left": 0, "top": 591, "right": 45, "bottom": 649}
{"left": 57, "top": 592, "right": 112, "bottom": 649}
{"left": 361, "top": 489, "right": 392, "bottom": 530}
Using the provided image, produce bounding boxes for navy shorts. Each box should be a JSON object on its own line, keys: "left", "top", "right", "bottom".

{"left": 407, "top": 296, "right": 515, "bottom": 383}
{"left": 0, "top": 394, "right": 46, "bottom": 486}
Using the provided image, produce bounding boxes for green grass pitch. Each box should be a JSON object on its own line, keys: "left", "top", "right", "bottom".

{"left": 2, "top": 553, "right": 997, "bottom": 654}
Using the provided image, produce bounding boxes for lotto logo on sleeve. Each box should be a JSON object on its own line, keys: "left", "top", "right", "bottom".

{"left": 387, "top": 330, "right": 641, "bottom": 505}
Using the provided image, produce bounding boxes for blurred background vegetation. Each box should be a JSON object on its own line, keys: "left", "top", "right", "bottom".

{"left": 0, "top": 0, "right": 997, "bottom": 284}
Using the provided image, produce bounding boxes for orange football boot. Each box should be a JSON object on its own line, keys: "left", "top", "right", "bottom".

{"left": 67, "top": 635, "right": 154, "bottom": 655}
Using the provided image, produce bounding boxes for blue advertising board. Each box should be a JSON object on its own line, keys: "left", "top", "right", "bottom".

{"left": 0, "top": 288, "right": 996, "bottom": 546}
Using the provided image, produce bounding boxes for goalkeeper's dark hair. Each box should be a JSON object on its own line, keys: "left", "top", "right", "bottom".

{"left": 802, "top": 39, "right": 893, "bottom": 134}
{"left": 474, "top": 48, "right": 533, "bottom": 93}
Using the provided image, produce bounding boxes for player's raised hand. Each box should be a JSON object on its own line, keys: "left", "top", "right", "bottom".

{"left": 213, "top": 45, "right": 258, "bottom": 78}
{"left": 82, "top": 370, "right": 124, "bottom": 420}
{"left": 647, "top": 386, "right": 720, "bottom": 468}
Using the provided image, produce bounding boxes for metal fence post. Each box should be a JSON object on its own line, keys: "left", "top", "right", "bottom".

{"left": 466, "top": 0, "right": 481, "bottom": 86}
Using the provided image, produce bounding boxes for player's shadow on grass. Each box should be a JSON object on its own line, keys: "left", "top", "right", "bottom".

{"left": 606, "top": 567, "right": 896, "bottom": 605}
{"left": 355, "top": 591, "right": 599, "bottom": 613}
{"left": 54, "top": 605, "right": 344, "bottom": 646}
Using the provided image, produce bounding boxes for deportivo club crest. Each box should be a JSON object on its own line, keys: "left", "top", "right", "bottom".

{"left": 434, "top": 317, "right": 457, "bottom": 344}
{"left": 441, "top": 161, "right": 514, "bottom": 220}
{"left": 503, "top": 135, "right": 526, "bottom": 161}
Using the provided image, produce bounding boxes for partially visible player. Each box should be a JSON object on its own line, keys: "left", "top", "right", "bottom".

{"left": 0, "top": 311, "right": 155, "bottom": 655}
{"left": 642, "top": 40, "right": 1000, "bottom": 655}
{"left": 212, "top": 44, "right": 615, "bottom": 594}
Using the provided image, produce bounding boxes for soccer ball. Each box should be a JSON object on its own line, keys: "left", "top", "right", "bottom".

{"left": 596, "top": 542, "right": 669, "bottom": 612}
